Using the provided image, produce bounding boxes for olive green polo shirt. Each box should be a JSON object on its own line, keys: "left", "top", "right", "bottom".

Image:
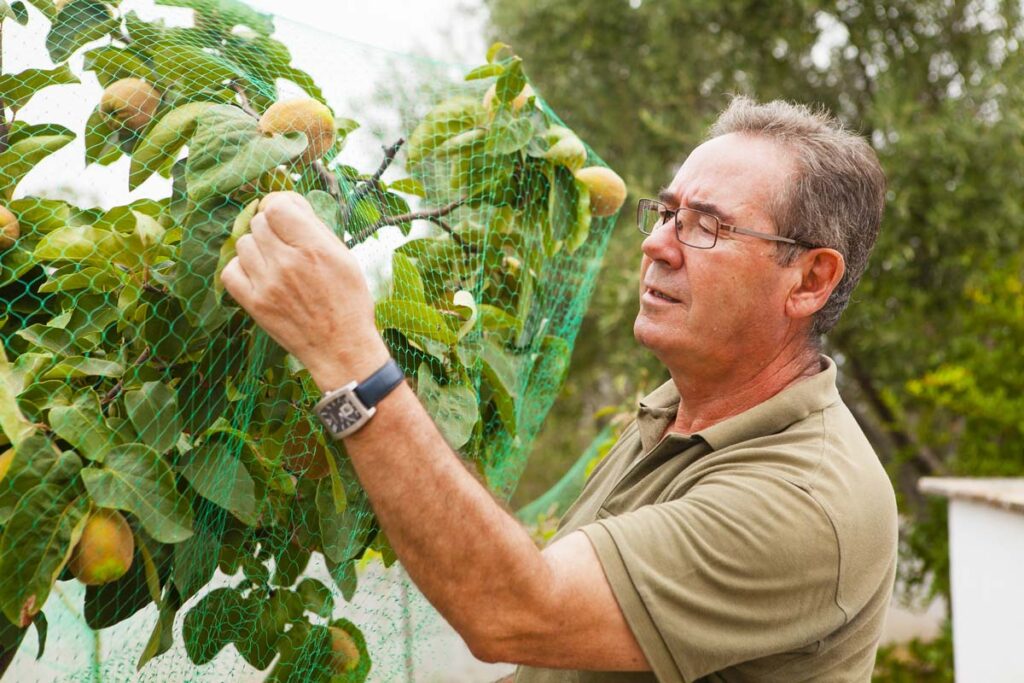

{"left": 515, "top": 356, "right": 898, "bottom": 683}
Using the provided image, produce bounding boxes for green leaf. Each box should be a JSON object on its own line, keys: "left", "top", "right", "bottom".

{"left": 124, "top": 382, "right": 180, "bottom": 454}
{"left": 150, "top": 42, "right": 246, "bottom": 95}
{"left": 486, "top": 115, "right": 534, "bottom": 155}
{"left": 388, "top": 177, "right": 425, "bottom": 197}
{"left": 0, "top": 484, "right": 88, "bottom": 628}
{"left": 84, "top": 106, "right": 122, "bottom": 166}
{"left": 566, "top": 177, "right": 592, "bottom": 253}
{"left": 375, "top": 300, "right": 458, "bottom": 346}
{"left": 495, "top": 57, "right": 526, "bottom": 104}
{"left": 41, "top": 356, "right": 123, "bottom": 380}
{"left": 15, "top": 324, "right": 77, "bottom": 355}
{"left": 130, "top": 101, "right": 217, "bottom": 190}
{"left": 0, "top": 134, "right": 75, "bottom": 200}
{"left": 185, "top": 104, "right": 306, "bottom": 202}
{"left": 136, "top": 586, "right": 180, "bottom": 670}
{"left": 81, "top": 444, "right": 194, "bottom": 543}
{"left": 464, "top": 63, "right": 505, "bottom": 81}
{"left": 486, "top": 41, "right": 513, "bottom": 64}
{"left": 405, "top": 96, "right": 486, "bottom": 167}
{"left": 272, "top": 540, "right": 310, "bottom": 588}
{"left": 316, "top": 478, "right": 374, "bottom": 565}
{"left": 48, "top": 388, "right": 118, "bottom": 462}
{"left": 175, "top": 196, "right": 243, "bottom": 329}
{"left": 481, "top": 338, "right": 521, "bottom": 433}
{"left": 45, "top": 0, "right": 118, "bottom": 64}
{"left": 0, "top": 65, "right": 80, "bottom": 112}
{"left": 296, "top": 578, "right": 333, "bottom": 618}
{"left": 179, "top": 440, "right": 258, "bottom": 526}
{"left": 213, "top": 198, "right": 258, "bottom": 299}
{"left": 33, "top": 225, "right": 125, "bottom": 265}
{"left": 415, "top": 364, "right": 479, "bottom": 450}
{"left": 83, "top": 46, "right": 155, "bottom": 88}
{"left": 390, "top": 252, "right": 426, "bottom": 304}
{"left": 0, "top": 434, "right": 81, "bottom": 526}
{"left": 305, "top": 190, "right": 341, "bottom": 234}
{"left": 181, "top": 587, "right": 245, "bottom": 665}
{"left": 0, "top": 347, "right": 34, "bottom": 447}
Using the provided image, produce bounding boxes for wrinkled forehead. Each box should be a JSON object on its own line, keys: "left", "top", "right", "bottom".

{"left": 662, "top": 134, "right": 796, "bottom": 222}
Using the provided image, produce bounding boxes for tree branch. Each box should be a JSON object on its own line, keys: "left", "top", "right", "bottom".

{"left": 345, "top": 198, "right": 468, "bottom": 248}
{"left": 341, "top": 138, "right": 405, "bottom": 226}
{"left": 231, "top": 82, "right": 259, "bottom": 120}
{"left": 312, "top": 160, "right": 341, "bottom": 203}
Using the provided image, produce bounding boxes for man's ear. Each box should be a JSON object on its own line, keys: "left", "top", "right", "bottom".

{"left": 785, "top": 248, "right": 846, "bottom": 322}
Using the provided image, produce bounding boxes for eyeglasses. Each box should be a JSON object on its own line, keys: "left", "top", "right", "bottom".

{"left": 636, "top": 198, "right": 817, "bottom": 250}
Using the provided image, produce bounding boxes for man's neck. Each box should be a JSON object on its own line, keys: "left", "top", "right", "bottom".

{"left": 666, "top": 344, "right": 822, "bottom": 435}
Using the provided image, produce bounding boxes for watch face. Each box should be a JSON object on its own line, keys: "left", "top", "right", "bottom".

{"left": 322, "top": 394, "right": 368, "bottom": 435}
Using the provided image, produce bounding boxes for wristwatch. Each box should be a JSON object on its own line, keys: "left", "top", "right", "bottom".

{"left": 313, "top": 358, "right": 405, "bottom": 440}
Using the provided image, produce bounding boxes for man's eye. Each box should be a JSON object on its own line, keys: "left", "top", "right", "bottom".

{"left": 698, "top": 216, "right": 717, "bottom": 234}
{"left": 659, "top": 210, "right": 676, "bottom": 222}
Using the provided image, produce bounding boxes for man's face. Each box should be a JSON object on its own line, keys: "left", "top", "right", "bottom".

{"left": 634, "top": 133, "right": 800, "bottom": 373}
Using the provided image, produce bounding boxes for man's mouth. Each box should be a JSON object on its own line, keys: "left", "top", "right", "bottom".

{"left": 644, "top": 286, "right": 681, "bottom": 303}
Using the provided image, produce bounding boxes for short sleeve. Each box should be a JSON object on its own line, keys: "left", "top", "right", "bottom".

{"left": 579, "top": 471, "right": 847, "bottom": 682}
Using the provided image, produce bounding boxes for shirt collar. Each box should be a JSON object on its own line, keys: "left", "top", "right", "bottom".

{"left": 635, "top": 355, "right": 842, "bottom": 453}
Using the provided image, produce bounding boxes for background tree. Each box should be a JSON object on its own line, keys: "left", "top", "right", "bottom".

{"left": 494, "top": 0, "right": 1024, "bottom": 622}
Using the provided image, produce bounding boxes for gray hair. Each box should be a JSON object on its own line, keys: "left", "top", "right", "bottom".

{"left": 707, "top": 96, "right": 886, "bottom": 336}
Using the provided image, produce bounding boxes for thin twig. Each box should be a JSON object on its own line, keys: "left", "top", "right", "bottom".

{"left": 231, "top": 82, "right": 259, "bottom": 120}
{"left": 344, "top": 199, "right": 468, "bottom": 248}
{"left": 342, "top": 138, "right": 406, "bottom": 226}
{"left": 312, "top": 160, "right": 341, "bottom": 203}
{"left": 101, "top": 347, "right": 152, "bottom": 406}
{"left": 349, "top": 139, "right": 404, "bottom": 206}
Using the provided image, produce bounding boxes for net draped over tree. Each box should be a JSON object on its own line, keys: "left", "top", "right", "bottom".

{"left": 0, "top": 0, "right": 627, "bottom": 679}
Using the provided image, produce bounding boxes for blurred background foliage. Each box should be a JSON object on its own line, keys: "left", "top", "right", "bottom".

{"left": 492, "top": 0, "right": 1024, "bottom": 662}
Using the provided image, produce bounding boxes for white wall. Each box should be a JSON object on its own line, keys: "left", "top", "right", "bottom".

{"left": 948, "top": 499, "right": 1024, "bottom": 683}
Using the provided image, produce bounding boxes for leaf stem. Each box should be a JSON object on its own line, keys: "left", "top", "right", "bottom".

{"left": 230, "top": 82, "right": 259, "bottom": 120}
{"left": 102, "top": 347, "right": 152, "bottom": 406}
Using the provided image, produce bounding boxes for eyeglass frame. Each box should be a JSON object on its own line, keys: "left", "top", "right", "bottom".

{"left": 636, "top": 198, "right": 819, "bottom": 250}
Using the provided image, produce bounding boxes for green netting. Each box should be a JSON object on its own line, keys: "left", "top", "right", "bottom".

{"left": 0, "top": 1, "right": 626, "bottom": 680}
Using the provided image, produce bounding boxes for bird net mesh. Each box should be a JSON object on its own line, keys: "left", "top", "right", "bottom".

{"left": 0, "top": 0, "right": 624, "bottom": 680}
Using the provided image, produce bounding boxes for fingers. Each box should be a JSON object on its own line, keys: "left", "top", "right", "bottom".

{"left": 220, "top": 257, "right": 254, "bottom": 307}
{"left": 258, "top": 191, "right": 325, "bottom": 246}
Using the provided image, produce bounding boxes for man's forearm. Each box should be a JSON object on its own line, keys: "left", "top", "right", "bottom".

{"left": 328, "top": 375, "right": 550, "bottom": 653}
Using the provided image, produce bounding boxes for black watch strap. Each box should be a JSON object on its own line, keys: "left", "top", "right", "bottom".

{"left": 353, "top": 358, "right": 405, "bottom": 409}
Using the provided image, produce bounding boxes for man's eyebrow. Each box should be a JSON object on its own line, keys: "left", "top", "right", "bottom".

{"left": 658, "top": 190, "right": 737, "bottom": 225}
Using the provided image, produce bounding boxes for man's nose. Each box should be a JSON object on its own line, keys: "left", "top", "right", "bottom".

{"left": 641, "top": 221, "right": 684, "bottom": 269}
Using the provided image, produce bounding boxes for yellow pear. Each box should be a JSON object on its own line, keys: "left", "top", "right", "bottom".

{"left": 69, "top": 509, "right": 135, "bottom": 586}
{"left": 327, "top": 626, "right": 360, "bottom": 673}
{"left": 100, "top": 78, "right": 161, "bottom": 132}
{"left": 543, "top": 126, "right": 587, "bottom": 171}
{"left": 0, "top": 205, "right": 19, "bottom": 250}
{"left": 258, "top": 98, "right": 337, "bottom": 164}
{"left": 575, "top": 166, "right": 627, "bottom": 217}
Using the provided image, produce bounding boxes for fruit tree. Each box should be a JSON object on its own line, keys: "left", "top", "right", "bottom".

{"left": 0, "top": 0, "right": 625, "bottom": 679}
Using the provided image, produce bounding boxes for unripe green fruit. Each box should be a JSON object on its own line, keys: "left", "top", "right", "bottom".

{"left": 70, "top": 509, "right": 135, "bottom": 586}
{"left": 543, "top": 126, "right": 587, "bottom": 171}
{"left": 0, "top": 205, "right": 20, "bottom": 250}
{"left": 100, "top": 78, "right": 161, "bottom": 132}
{"left": 258, "top": 98, "right": 337, "bottom": 164}
{"left": 575, "top": 166, "right": 627, "bottom": 217}
{"left": 328, "top": 626, "right": 360, "bottom": 673}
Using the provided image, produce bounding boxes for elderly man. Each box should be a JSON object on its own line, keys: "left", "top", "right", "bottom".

{"left": 222, "top": 96, "right": 897, "bottom": 682}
